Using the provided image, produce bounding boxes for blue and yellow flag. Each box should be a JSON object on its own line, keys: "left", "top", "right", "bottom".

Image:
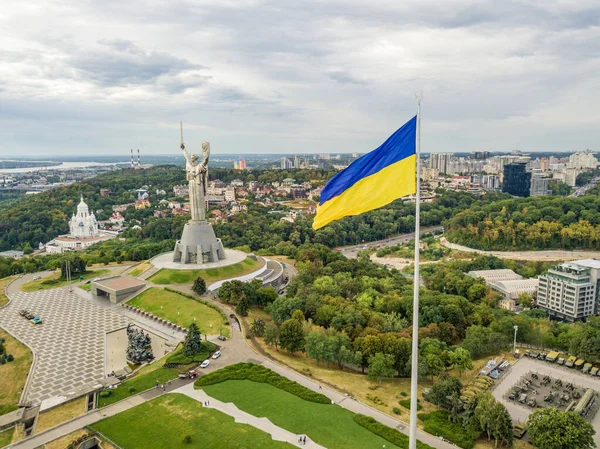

{"left": 313, "top": 116, "right": 417, "bottom": 230}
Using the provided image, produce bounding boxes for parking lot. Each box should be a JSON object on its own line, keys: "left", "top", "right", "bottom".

{"left": 493, "top": 356, "right": 600, "bottom": 448}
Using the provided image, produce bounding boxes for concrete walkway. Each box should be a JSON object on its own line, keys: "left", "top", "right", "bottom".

{"left": 177, "top": 383, "right": 325, "bottom": 448}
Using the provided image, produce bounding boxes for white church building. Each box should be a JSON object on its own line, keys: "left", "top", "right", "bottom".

{"left": 45, "top": 195, "right": 115, "bottom": 253}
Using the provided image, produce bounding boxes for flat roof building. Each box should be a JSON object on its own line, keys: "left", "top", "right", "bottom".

{"left": 91, "top": 276, "right": 146, "bottom": 304}
{"left": 467, "top": 269, "right": 523, "bottom": 285}
{"left": 491, "top": 279, "right": 539, "bottom": 300}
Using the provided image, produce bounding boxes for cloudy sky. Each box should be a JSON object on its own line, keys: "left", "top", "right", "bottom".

{"left": 1, "top": 0, "right": 599, "bottom": 156}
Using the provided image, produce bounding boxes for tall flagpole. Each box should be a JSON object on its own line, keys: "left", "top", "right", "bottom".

{"left": 409, "top": 91, "right": 422, "bottom": 449}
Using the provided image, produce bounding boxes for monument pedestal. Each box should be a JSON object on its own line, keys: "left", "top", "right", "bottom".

{"left": 172, "top": 221, "right": 226, "bottom": 264}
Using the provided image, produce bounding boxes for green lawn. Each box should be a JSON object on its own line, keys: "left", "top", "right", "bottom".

{"left": 128, "top": 288, "right": 230, "bottom": 337}
{"left": 0, "top": 328, "right": 33, "bottom": 416}
{"left": 149, "top": 257, "right": 261, "bottom": 284}
{"left": 128, "top": 261, "right": 151, "bottom": 278}
{"left": 20, "top": 269, "right": 110, "bottom": 292}
{"left": 201, "top": 380, "right": 402, "bottom": 449}
{"left": 92, "top": 394, "right": 294, "bottom": 449}
{"left": 98, "top": 367, "right": 178, "bottom": 408}
{"left": 0, "top": 427, "right": 12, "bottom": 448}
{"left": 78, "top": 283, "right": 91, "bottom": 291}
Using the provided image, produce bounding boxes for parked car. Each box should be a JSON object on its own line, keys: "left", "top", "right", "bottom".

{"left": 200, "top": 360, "right": 210, "bottom": 368}
{"left": 188, "top": 370, "right": 199, "bottom": 379}
{"left": 212, "top": 351, "right": 222, "bottom": 359}
{"left": 217, "top": 335, "right": 227, "bottom": 341}
{"left": 32, "top": 275, "right": 41, "bottom": 280}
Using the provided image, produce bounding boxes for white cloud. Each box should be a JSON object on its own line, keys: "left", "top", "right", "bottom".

{"left": 0, "top": 0, "right": 599, "bottom": 155}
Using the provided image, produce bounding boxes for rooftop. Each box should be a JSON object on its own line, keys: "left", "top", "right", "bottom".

{"left": 92, "top": 276, "right": 146, "bottom": 291}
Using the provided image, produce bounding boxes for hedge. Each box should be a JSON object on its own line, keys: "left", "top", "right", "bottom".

{"left": 164, "top": 287, "right": 229, "bottom": 325}
{"left": 399, "top": 398, "right": 422, "bottom": 410}
{"left": 194, "top": 362, "right": 330, "bottom": 404}
{"left": 418, "top": 411, "right": 475, "bottom": 449}
{"left": 164, "top": 342, "right": 216, "bottom": 367}
{"left": 353, "top": 414, "right": 433, "bottom": 449}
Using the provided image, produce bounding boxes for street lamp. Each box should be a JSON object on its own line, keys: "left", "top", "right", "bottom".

{"left": 513, "top": 325, "right": 519, "bottom": 355}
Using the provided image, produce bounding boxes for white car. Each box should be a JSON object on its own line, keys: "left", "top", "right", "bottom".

{"left": 200, "top": 359, "right": 210, "bottom": 368}
{"left": 33, "top": 275, "right": 41, "bottom": 280}
{"left": 212, "top": 351, "right": 222, "bottom": 359}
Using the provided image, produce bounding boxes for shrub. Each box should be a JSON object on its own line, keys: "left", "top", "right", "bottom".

{"left": 41, "top": 279, "right": 59, "bottom": 285}
{"left": 6, "top": 354, "right": 14, "bottom": 362}
{"left": 392, "top": 407, "right": 401, "bottom": 415}
{"left": 182, "top": 435, "right": 192, "bottom": 444}
{"left": 195, "top": 362, "right": 329, "bottom": 404}
{"left": 400, "top": 391, "right": 408, "bottom": 397}
{"left": 353, "top": 414, "right": 433, "bottom": 449}
{"left": 0, "top": 355, "right": 5, "bottom": 364}
{"left": 418, "top": 411, "right": 475, "bottom": 449}
{"left": 99, "top": 390, "right": 112, "bottom": 398}
{"left": 128, "top": 387, "right": 137, "bottom": 394}
{"left": 399, "top": 399, "right": 422, "bottom": 410}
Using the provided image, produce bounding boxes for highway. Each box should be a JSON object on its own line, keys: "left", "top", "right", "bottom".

{"left": 339, "top": 226, "right": 444, "bottom": 259}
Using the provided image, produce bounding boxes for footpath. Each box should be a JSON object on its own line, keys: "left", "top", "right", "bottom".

{"left": 177, "top": 383, "right": 325, "bottom": 448}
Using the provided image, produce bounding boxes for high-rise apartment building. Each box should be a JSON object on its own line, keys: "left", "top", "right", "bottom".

{"left": 530, "top": 171, "right": 549, "bottom": 196}
{"left": 281, "top": 157, "right": 294, "bottom": 169}
{"left": 537, "top": 259, "right": 600, "bottom": 322}
{"left": 428, "top": 153, "right": 453, "bottom": 174}
{"left": 502, "top": 163, "right": 531, "bottom": 197}
{"left": 568, "top": 151, "right": 598, "bottom": 170}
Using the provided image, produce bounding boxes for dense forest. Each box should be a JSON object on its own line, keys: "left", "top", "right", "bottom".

{"left": 445, "top": 193, "right": 600, "bottom": 250}
{"left": 219, "top": 246, "right": 600, "bottom": 381}
{"left": 0, "top": 165, "right": 506, "bottom": 255}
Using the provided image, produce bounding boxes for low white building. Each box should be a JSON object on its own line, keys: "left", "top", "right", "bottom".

{"left": 491, "top": 279, "right": 539, "bottom": 300}
{"left": 467, "top": 269, "right": 523, "bottom": 285}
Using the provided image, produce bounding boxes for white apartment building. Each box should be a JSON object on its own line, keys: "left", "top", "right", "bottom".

{"left": 537, "top": 259, "right": 600, "bottom": 322}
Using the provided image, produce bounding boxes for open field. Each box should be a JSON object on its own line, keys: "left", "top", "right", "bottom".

{"left": 0, "top": 276, "right": 15, "bottom": 307}
{"left": 92, "top": 393, "right": 295, "bottom": 449}
{"left": 128, "top": 288, "right": 230, "bottom": 337}
{"left": 34, "top": 397, "right": 86, "bottom": 434}
{"left": 128, "top": 261, "right": 152, "bottom": 277}
{"left": 149, "top": 257, "right": 261, "bottom": 284}
{"left": 201, "top": 380, "right": 404, "bottom": 449}
{"left": 0, "top": 328, "right": 33, "bottom": 416}
{"left": 20, "top": 269, "right": 111, "bottom": 292}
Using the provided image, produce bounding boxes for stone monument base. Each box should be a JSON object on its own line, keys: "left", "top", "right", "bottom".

{"left": 173, "top": 221, "right": 226, "bottom": 264}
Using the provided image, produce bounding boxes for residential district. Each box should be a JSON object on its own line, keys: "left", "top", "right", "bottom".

{"left": 0, "top": 149, "right": 599, "bottom": 449}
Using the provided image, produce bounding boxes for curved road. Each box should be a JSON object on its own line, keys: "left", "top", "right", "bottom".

{"left": 441, "top": 237, "right": 600, "bottom": 261}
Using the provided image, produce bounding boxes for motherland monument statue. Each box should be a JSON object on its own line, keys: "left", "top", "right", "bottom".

{"left": 172, "top": 122, "right": 226, "bottom": 264}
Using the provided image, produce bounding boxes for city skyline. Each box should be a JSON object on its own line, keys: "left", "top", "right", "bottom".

{"left": 1, "top": 1, "right": 599, "bottom": 155}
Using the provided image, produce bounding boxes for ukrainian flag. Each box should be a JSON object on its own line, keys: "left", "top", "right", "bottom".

{"left": 313, "top": 116, "right": 417, "bottom": 230}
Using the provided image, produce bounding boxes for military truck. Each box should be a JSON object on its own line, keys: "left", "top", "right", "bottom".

{"left": 546, "top": 351, "right": 559, "bottom": 363}
{"left": 574, "top": 359, "right": 585, "bottom": 370}
{"left": 566, "top": 356, "right": 577, "bottom": 367}
{"left": 557, "top": 357, "right": 565, "bottom": 365}
{"left": 583, "top": 363, "right": 592, "bottom": 374}
{"left": 513, "top": 422, "right": 527, "bottom": 439}
{"left": 591, "top": 367, "right": 599, "bottom": 376}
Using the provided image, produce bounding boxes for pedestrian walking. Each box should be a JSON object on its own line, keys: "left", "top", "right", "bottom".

{"left": 319, "top": 385, "right": 322, "bottom": 390}
{"left": 303, "top": 436, "right": 306, "bottom": 445}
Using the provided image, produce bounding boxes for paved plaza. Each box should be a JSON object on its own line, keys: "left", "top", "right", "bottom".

{"left": 492, "top": 357, "right": 600, "bottom": 447}
{"left": 0, "top": 287, "right": 130, "bottom": 408}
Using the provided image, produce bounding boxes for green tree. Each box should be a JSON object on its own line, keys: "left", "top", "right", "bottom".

{"left": 427, "top": 374, "right": 462, "bottom": 407}
{"left": 183, "top": 322, "right": 203, "bottom": 356}
{"left": 490, "top": 401, "right": 513, "bottom": 448}
{"left": 448, "top": 347, "right": 473, "bottom": 376}
{"left": 527, "top": 408, "right": 595, "bottom": 449}
{"left": 264, "top": 322, "right": 280, "bottom": 349}
{"left": 192, "top": 277, "right": 207, "bottom": 295}
{"left": 368, "top": 352, "right": 395, "bottom": 383}
{"left": 251, "top": 318, "right": 266, "bottom": 337}
{"left": 236, "top": 295, "right": 249, "bottom": 317}
{"left": 279, "top": 318, "right": 305, "bottom": 354}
